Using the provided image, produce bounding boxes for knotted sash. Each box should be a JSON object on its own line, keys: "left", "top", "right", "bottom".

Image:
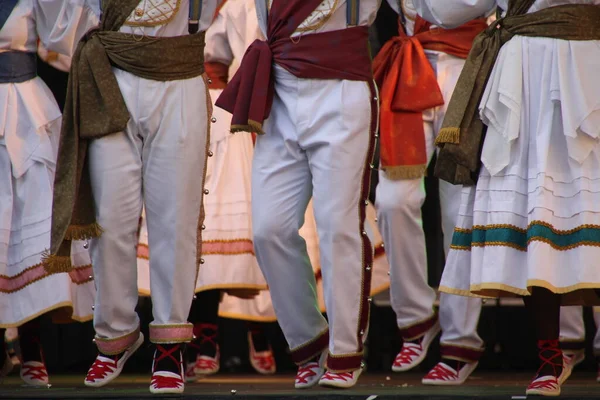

{"left": 215, "top": 0, "right": 373, "bottom": 134}
{"left": 372, "top": 16, "right": 487, "bottom": 180}
{"left": 434, "top": 1, "right": 600, "bottom": 185}
{"left": 45, "top": 0, "right": 207, "bottom": 272}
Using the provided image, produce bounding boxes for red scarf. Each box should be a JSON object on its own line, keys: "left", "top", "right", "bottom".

{"left": 372, "top": 17, "right": 487, "bottom": 180}
{"left": 215, "top": 0, "right": 373, "bottom": 134}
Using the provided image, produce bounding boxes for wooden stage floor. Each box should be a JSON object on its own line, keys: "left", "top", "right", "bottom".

{"left": 2, "top": 372, "right": 600, "bottom": 399}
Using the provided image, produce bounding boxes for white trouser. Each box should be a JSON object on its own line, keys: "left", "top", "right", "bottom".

{"left": 252, "top": 66, "right": 376, "bottom": 372}
{"left": 376, "top": 117, "right": 484, "bottom": 362}
{"left": 88, "top": 69, "right": 209, "bottom": 355}
{"left": 560, "top": 306, "right": 600, "bottom": 355}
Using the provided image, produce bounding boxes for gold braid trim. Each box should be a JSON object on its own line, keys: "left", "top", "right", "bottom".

{"left": 231, "top": 120, "right": 265, "bottom": 135}
{"left": 64, "top": 222, "right": 103, "bottom": 241}
{"left": 383, "top": 165, "right": 427, "bottom": 180}
{"left": 435, "top": 127, "right": 460, "bottom": 145}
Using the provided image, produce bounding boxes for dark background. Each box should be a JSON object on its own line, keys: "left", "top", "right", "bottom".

{"left": 33, "top": 3, "right": 600, "bottom": 377}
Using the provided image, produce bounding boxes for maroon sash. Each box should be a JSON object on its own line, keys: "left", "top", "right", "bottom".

{"left": 215, "top": 0, "right": 373, "bottom": 134}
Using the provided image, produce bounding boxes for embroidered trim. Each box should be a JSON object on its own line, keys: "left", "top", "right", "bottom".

{"left": 290, "top": 326, "right": 329, "bottom": 365}
{"left": 0, "top": 301, "right": 74, "bottom": 329}
{"left": 149, "top": 324, "right": 194, "bottom": 344}
{"left": 124, "top": 0, "right": 182, "bottom": 27}
{"left": 450, "top": 222, "right": 600, "bottom": 252}
{"left": 296, "top": 0, "right": 340, "bottom": 33}
{"left": 96, "top": 327, "right": 141, "bottom": 356}
{"left": 0, "top": 263, "right": 92, "bottom": 293}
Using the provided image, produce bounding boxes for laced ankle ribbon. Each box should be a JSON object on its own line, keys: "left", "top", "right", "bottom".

{"left": 21, "top": 363, "right": 48, "bottom": 382}
{"left": 394, "top": 341, "right": 423, "bottom": 366}
{"left": 87, "top": 355, "right": 119, "bottom": 381}
{"left": 536, "top": 339, "right": 563, "bottom": 378}
{"left": 321, "top": 371, "right": 354, "bottom": 382}
{"left": 152, "top": 344, "right": 183, "bottom": 388}
{"left": 296, "top": 362, "right": 319, "bottom": 384}
{"left": 424, "top": 363, "right": 459, "bottom": 381}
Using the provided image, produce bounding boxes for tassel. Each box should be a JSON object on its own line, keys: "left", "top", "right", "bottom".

{"left": 383, "top": 165, "right": 427, "bottom": 181}
{"left": 435, "top": 127, "right": 461, "bottom": 145}
{"left": 231, "top": 119, "right": 265, "bottom": 135}
{"left": 64, "top": 222, "right": 103, "bottom": 241}
{"left": 42, "top": 252, "right": 73, "bottom": 273}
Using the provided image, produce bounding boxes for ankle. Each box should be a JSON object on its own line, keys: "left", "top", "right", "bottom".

{"left": 154, "top": 344, "right": 183, "bottom": 375}
{"left": 536, "top": 340, "right": 563, "bottom": 378}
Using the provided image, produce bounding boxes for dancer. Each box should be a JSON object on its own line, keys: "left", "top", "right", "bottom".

{"left": 414, "top": 0, "right": 600, "bottom": 396}
{"left": 0, "top": 0, "right": 98, "bottom": 386}
{"left": 560, "top": 306, "right": 600, "bottom": 380}
{"left": 45, "top": 0, "right": 219, "bottom": 394}
{"left": 217, "top": 0, "right": 381, "bottom": 389}
{"left": 373, "top": 0, "right": 488, "bottom": 385}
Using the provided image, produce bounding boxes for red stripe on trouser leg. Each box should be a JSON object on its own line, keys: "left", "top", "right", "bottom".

{"left": 440, "top": 344, "right": 484, "bottom": 363}
{"left": 290, "top": 329, "right": 329, "bottom": 365}
{"left": 324, "top": 81, "right": 378, "bottom": 374}
{"left": 327, "top": 353, "right": 364, "bottom": 372}
{"left": 355, "top": 81, "right": 378, "bottom": 352}
{"left": 399, "top": 313, "right": 438, "bottom": 341}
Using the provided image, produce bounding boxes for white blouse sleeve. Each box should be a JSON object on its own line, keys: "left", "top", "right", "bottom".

{"left": 34, "top": 0, "right": 101, "bottom": 57}
{"left": 204, "top": 5, "right": 234, "bottom": 65}
{"left": 412, "top": 0, "right": 497, "bottom": 28}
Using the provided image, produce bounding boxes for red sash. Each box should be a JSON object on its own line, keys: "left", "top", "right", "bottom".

{"left": 372, "top": 17, "right": 487, "bottom": 179}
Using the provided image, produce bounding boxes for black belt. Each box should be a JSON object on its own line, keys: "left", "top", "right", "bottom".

{"left": 0, "top": 51, "right": 37, "bottom": 83}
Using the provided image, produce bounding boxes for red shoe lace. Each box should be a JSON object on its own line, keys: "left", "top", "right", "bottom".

{"left": 528, "top": 376, "right": 558, "bottom": 390}
{"left": 86, "top": 357, "right": 117, "bottom": 381}
{"left": 195, "top": 356, "right": 218, "bottom": 371}
{"left": 253, "top": 353, "right": 275, "bottom": 371}
{"left": 296, "top": 363, "right": 319, "bottom": 384}
{"left": 394, "top": 342, "right": 423, "bottom": 366}
{"left": 193, "top": 323, "right": 218, "bottom": 349}
{"left": 151, "top": 374, "right": 183, "bottom": 389}
{"left": 535, "top": 340, "right": 563, "bottom": 379}
{"left": 153, "top": 344, "right": 182, "bottom": 373}
{"left": 321, "top": 372, "right": 354, "bottom": 382}
{"left": 21, "top": 363, "right": 48, "bottom": 381}
{"left": 424, "top": 363, "right": 458, "bottom": 381}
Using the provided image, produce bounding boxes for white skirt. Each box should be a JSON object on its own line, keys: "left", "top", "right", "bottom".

{"left": 0, "top": 79, "right": 95, "bottom": 326}
{"left": 440, "top": 36, "right": 600, "bottom": 305}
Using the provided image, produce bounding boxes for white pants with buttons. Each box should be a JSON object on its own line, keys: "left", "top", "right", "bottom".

{"left": 375, "top": 53, "right": 484, "bottom": 362}
{"left": 88, "top": 69, "right": 209, "bottom": 355}
{"left": 251, "top": 66, "right": 376, "bottom": 371}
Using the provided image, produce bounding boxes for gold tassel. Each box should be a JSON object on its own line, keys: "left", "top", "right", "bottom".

{"left": 42, "top": 251, "right": 73, "bottom": 273}
{"left": 231, "top": 119, "right": 265, "bottom": 135}
{"left": 64, "top": 222, "right": 103, "bottom": 241}
{"left": 435, "top": 127, "right": 461, "bottom": 145}
{"left": 383, "top": 165, "right": 427, "bottom": 181}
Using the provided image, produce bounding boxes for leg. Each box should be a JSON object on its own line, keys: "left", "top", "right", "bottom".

{"left": 524, "top": 288, "right": 563, "bottom": 396}
{"left": 306, "top": 79, "right": 375, "bottom": 376}
{"left": 424, "top": 178, "right": 484, "bottom": 385}
{"left": 560, "top": 306, "right": 586, "bottom": 369}
{"left": 17, "top": 317, "right": 48, "bottom": 386}
{"left": 252, "top": 74, "right": 327, "bottom": 369}
{"left": 185, "top": 289, "right": 221, "bottom": 379}
{"left": 140, "top": 75, "right": 208, "bottom": 392}
{"left": 84, "top": 126, "right": 146, "bottom": 388}
{"left": 376, "top": 123, "right": 439, "bottom": 371}
{"left": 437, "top": 293, "right": 484, "bottom": 362}
{"left": 247, "top": 321, "right": 277, "bottom": 375}
{"left": 88, "top": 128, "right": 144, "bottom": 355}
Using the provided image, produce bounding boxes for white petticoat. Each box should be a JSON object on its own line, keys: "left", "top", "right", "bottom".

{"left": 440, "top": 35, "right": 600, "bottom": 304}
{"left": 0, "top": 79, "right": 95, "bottom": 326}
